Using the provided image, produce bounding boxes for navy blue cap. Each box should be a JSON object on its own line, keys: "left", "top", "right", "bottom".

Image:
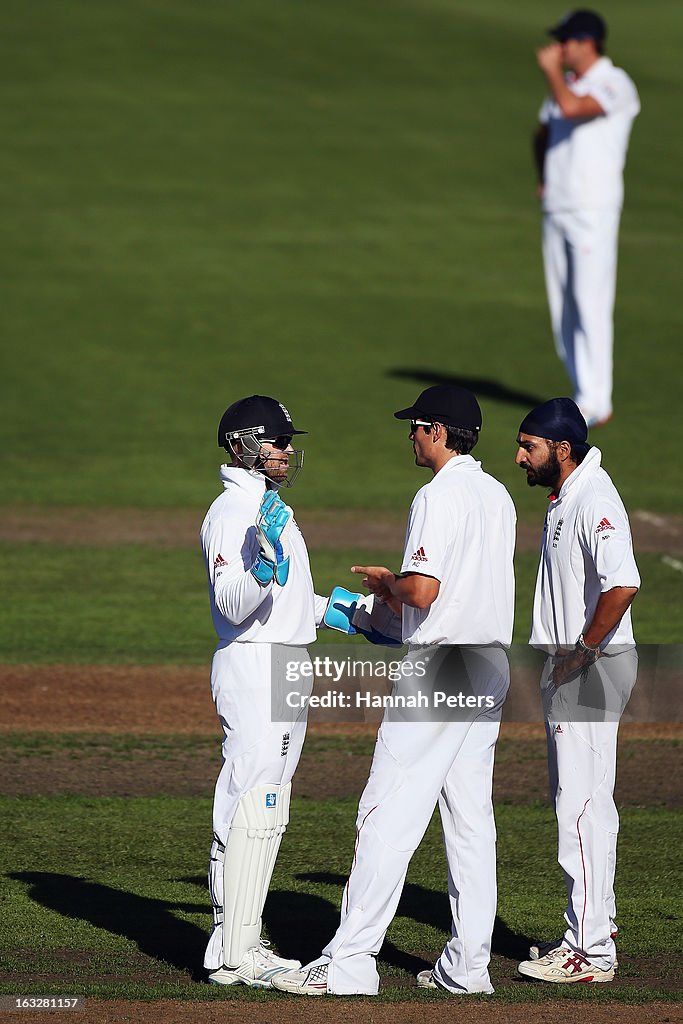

{"left": 394, "top": 384, "right": 482, "bottom": 431}
{"left": 548, "top": 9, "right": 607, "bottom": 43}
{"left": 519, "top": 398, "right": 588, "bottom": 444}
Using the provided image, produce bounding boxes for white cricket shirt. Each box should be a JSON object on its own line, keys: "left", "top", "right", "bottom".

{"left": 539, "top": 56, "right": 640, "bottom": 212}
{"left": 200, "top": 465, "right": 318, "bottom": 644}
{"left": 529, "top": 447, "right": 640, "bottom": 648}
{"left": 400, "top": 455, "right": 516, "bottom": 645}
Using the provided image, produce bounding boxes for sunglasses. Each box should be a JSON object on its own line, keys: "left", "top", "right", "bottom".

{"left": 265, "top": 435, "right": 294, "bottom": 451}
{"left": 410, "top": 419, "right": 433, "bottom": 433}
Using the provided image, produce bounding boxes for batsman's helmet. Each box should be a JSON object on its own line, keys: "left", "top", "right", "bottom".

{"left": 217, "top": 395, "right": 306, "bottom": 487}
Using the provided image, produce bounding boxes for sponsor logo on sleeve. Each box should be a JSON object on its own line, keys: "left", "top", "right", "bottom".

{"left": 213, "top": 553, "right": 228, "bottom": 570}
{"left": 595, "top": 517, "right": 615, "bottom": 534}
{"left": 552, "top": 519, "right": 564, "bottom": 548}
{"left": 410, "top": 546, "right": 428, "bottom": 562}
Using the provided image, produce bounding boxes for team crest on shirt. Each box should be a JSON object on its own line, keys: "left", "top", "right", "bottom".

{"left": 596, "top": 517, "right": 615, "bottom": 534}
{"left": 411, "top": 546, "right": 428, "bottom": 562}
{"left": 265, "top": 792, "right": 277, "bottom": 808}
{"left": 552, "top": 520, "right": 564, "bottom": 548}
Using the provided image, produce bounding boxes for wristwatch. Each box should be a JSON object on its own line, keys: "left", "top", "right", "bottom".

{"left": 575, "top": 633, "right": 600, "bottom": 662}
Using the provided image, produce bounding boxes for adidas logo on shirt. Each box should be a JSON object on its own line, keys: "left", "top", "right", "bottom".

{"left": 595, "top": 518, "right": 615, "bottom": 534}
{"left": 213, "top": 553, "right": 228, "bottom": 569}
{"left": 410, "top": 546, "right": 428, "bottom": 562}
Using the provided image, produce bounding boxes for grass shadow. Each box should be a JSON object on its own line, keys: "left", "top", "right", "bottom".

{"left": 9, "top": 872, "right": 207, "bottom": 981}
{"left": 299, "top": 872, "right": 532, "bottom": 963}
{"left": 388, "top": 367, "right": 543, "bottom": 408}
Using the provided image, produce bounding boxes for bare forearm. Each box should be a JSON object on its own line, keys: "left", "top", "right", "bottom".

{"left": 386, "top": 573, "right": 439, "bottom": 610}
{"left": 351, "top": 565, "right": 438, "bottom": 611}
{"left": 583, "top": 588, "right": 639, "bottom": 648}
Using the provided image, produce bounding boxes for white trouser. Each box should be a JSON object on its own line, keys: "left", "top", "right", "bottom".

{"left": 542, "top": 207, "right": 621, "bottom": 422}
{"left": 320, "top": 645, "right": 510, "bottom": 995}
{"left": 203, "top": 641, "right": 310, "bottom": 970}
{"left": 542, "top": 648, "right": 637, "bottom": 968}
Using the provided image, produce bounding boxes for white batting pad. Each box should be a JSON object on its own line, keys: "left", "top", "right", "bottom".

{"left": 221, "top": 781, "right": 291, "bottom": 967}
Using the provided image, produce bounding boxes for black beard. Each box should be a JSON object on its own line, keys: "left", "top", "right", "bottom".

{"left": 524, "top": 448, "right": 561, "bottom": 490}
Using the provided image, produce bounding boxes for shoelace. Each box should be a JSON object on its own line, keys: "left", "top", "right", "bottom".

{"left": 306, "top": 964, "right": 328, "bottom": 985}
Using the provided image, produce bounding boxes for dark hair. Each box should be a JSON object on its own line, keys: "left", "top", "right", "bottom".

{"left": 549, "top": 438, "right": 590, "bottom": 464}
{"left": 571, "top": 441, "right": 591, "bottom": 463}
{"left": 444, "top": 425, "right": 479, "bottom": 454}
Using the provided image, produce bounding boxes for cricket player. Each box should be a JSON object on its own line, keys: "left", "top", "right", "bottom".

{"left": 515, "top": 397, "right": 639, "bottom": 983}
{"left": 534, "top": 9, "right": 640, "bottom": 426}
{"left": 201, "top": 395, "right": 329, "bottom": 988}
{"left": 272, "top": 384, "right": 516, "bottom": 996}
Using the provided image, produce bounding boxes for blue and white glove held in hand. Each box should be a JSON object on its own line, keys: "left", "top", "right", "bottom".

{"left": 250, "top": 490, "right": 292, "bottom": 586}
{"left": 324, "top": 586, "right": 402, "bottom": 646}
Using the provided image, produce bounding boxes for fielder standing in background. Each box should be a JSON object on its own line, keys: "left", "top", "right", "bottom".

{"left": 272, "top": 384, "right": 516, "bottom": 997}
{"left": 534, "top": 10, "right": 640, "bottom": 427}
{"left": 200, "top": 395, "right": 328, "bottom": 988}
{"left": 515, "top": 397, "right": 639, "bottom": 984}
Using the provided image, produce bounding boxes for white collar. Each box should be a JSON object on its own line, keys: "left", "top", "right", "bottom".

{"left": 436, "top": 454, "right": 481, "bottom": 477}
{"left": 219, "top": 463, "right": 267, "bottom": 496}
{"left": 556, "top": 446, "right": 602, "bottom": 499}
{"left": 582, "top": 55, "right": 612, "bottom": 81}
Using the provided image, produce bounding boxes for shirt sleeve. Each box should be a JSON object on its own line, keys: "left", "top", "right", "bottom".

{"left": 314, "top": 593, "right": 329, "bottom": 627}
{"left": 400, "top": 487, "right": 450, "bottom": 581}
{"left": 201, "top": 507, "right": 272, "bottom": 624}
{"left": 579, "top": 500, "right": 641, "bottom": 593}
{"left": 588, "top": 69, "right": 640, "bottom": 117}
{"left": 538, "top": 96, "right": 553, "bottom": 124}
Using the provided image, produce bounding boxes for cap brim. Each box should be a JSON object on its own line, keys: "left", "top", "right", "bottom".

{"left": 394, "top": 406, "right": 421, "bottom": 420}
{"left": 262, "top": 428, "right": 307, "bottom": 439}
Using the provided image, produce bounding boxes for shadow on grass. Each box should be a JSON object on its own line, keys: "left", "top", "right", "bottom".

{"left": 388, "top": 368, "right": 543, "bottom": 409}
{"left": 9, "top": 872, "right": 207, "bottom": 981}
{"left": 11, "top": 870, "right": 531, "bottom": 981}
{"left": 299, "top": 872, "right": 532, "bottom": 962}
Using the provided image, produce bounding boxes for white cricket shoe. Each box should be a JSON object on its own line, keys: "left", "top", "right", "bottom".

{"left": 416, "top": 969, "right": 443, "bottom": 990}
{"left": 518, "top": 945, "right": 615, "bottom": 984}
{"left": 258, "top": 938, "right": 302, "bottom": 970}
{"left": 270, "top": 962, "right": 329, "bottom": 995}
{"left": 529, "top": 935, "right": 618, "bottom": 969}
{"left": 416, "top": 969, "right": 492, "bottom": 994}
{"left": 208, "top": 942, "right": 302, "bottom": 989}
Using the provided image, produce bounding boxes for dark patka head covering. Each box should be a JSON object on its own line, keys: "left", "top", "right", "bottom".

{"left": 519, "top": 397, "right": 589, "bottom": 445}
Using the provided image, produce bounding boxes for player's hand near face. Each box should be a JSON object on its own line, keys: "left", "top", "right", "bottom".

{"left": 536, "top": 43, "right": 563, "bottom": 74}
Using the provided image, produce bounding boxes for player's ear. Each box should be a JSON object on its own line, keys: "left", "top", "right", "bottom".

{"left": 556, "top": 440, "right": 572, "bottom": 463}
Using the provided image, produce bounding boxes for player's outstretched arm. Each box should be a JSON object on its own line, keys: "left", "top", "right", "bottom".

{"left": 351, "top": 566, "right": 439, "bottom": 612}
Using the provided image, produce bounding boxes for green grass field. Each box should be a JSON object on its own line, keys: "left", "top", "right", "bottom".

{"left": 2, "top": 0, "right": 683, "bottom": 515}
{"left": 0, "top": 793, "right": 680, "bottom": 1001}
{"left": 1, "top": 0, "right": 682, "bottom": 1010}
